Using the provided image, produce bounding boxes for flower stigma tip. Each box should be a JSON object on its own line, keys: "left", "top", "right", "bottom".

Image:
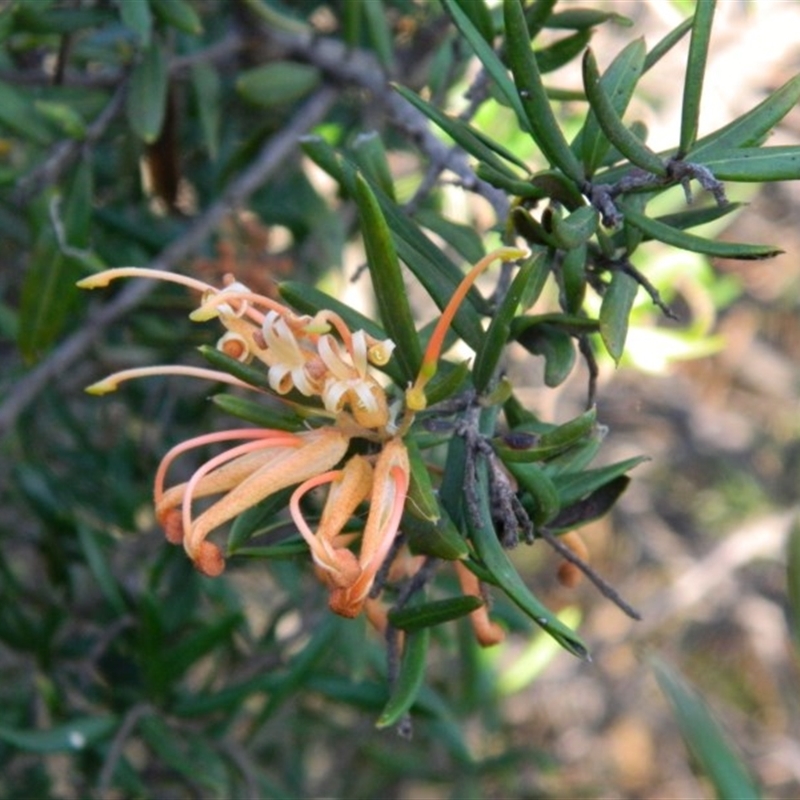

{"left": 85, "top": 378, "right": 117, "bottom": 395}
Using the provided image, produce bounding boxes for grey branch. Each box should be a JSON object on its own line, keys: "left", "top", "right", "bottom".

{"left": 266, "top": 27, "right": 508, "bottom": 220}
{"left": 0, "top": 86, "right": 338, "bottom": 439}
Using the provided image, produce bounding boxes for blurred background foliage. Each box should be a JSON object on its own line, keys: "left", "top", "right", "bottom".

{"left": 1, "top": 0, "right": 800, "bottom": 798}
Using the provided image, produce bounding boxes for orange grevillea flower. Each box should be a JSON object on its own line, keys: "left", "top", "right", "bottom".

{"left": 80, "top": 247, "right": 525, "bottom": 638}
{"left": 78, "top": 268, "right": 409, "bottom": 616}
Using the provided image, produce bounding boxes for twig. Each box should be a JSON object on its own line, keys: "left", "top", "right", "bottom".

{"left": 216, "top": 737, "right": 261, "bottom": 799}
{"left": 369, "top": 531, "right": 408, "bottom": 599}
{"left": 0, "top": 32, "right": 245, "bottom": 89}
{"left": 539, "top": 527, "right": 642, "bottom": 620}
{"left": 578, "top": 335, "right": 599, "bottom": 409}
{"left": 13, "top": 79, "right": 129, "bottom": 205}
{"left": 95, "top": 702, "right": 154, "bottom": 799}
{"left": 0, "top": 86, "right": 338, "bottom": 439}
{"left": 619, "top": 259, "right": 679, "bottom": 320}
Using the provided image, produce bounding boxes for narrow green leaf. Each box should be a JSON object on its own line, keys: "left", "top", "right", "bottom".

{"left": 365, "top": 186, "right": 488, "bottom": 349}
{"left": 77, "top": 524, "right": 127, "bottom": 615}
{"left": 547, "top": 9, "right": 632, "bottom": 29}
{"left": 599, "top": 268, "right": 638, "bottom": 363}
{"left": 316, "top": 155, "right": 488, "bottom": 342}
{"left": 18, "top": 165, "right": 90, "bottom": 360}
{"left": 787, "top": 518, "right": 800, "bottom": 649}
{"left": 467, "top": 462, "right": 589, "bottom": 658}
{"left": 515, "top": 322, "right": 576, "bottom": 386}
{"left": 34, "top": 100, "right": 86, "bottom": 139}
{"left": 362, "top": 0, "right": 395, "bottom": 70}
{"left": 511, "top": 206, "right": 558, "bottom": 248}
{"left": 575, "top": 38, "right": 646, "bottom": 175}
{"left": 442, "top": 0, "right": 528, "bottom": 126}
{"left": 621, "top": 191, "right": 648, "bottom": 254}
{"left": 679, "top": 0, "right": 716, "bottom": 155}
{"left": 0, "top": 6, "right": 13, "bottom": 44}
{"left": 422, "top": 359, "right": 471, "bottom": 407}
{"left": 694, "top": 146, "right": 800, "bottom": 182}
{"left": 149, "top": 0, "right": 203, "bottom": 35}
{"left": 547, "top": 475, "right": 630, "bottom": 533}
{"left": 0, "top": 80, "right": 53, "bottom": 145}
{"left": 504, "top": 0, "right": 585, "bottom": 182}
{"left": 543, "top": 430, "right": 605, "bottom": 477}
{"left": 392, "top": 84, "right": 525, "bottom": 178}
{"left": 530, "top": 170, "right": 587, "bottom": 209}
{"left": 506, "top": 461, "right": 560, "bottom": 525}
{"left": 641, "top": 201, "right": 742, "bottom": 236}
{"left": 239, "top": 0, "right": 309, "bottom": 34}
{"left": 551, "top": 205, "right": 599, "bottom": 250}
{"left": 228, "top": 488, "right": 294, "bottom": 553}
{"left": 300, "top": 135, "right": 348, "bottom": 187}
{"left": 237, "top": 62, "right": 320, "bottom": 108}
{"left": 404, "top": 511, "right": 470, "bottom": 561}
{"left": 404, "top": 438, "right": 441, "bottom": 522}
{"left": 173, "top": 672, "right": 283, "bottom": 718}
{"left": 476, "top": 163, "right": 545, "bottom": 197}
{"left": 559, "top": 243, "right": 587, "bottom": 312}
{"left": 209, "top": 394, "right": 304, "bottom": 432}
{"left": 451, "top": 0, "right": 495, "bottom": 44}
{"left": 620, "top": 202, "right": 782, "bottom": 260}
{"left": 162, "top": 613, "right": 242, "bottom": 684}
{"left": 582, "top": 48, "right": 666, "bottom": 176}
{"left": 438, "top": 429, "right": 468, "bottom": 529}
{"left": 494, "top": 407, "right": 597, "bottom": 464}
{"left": 550, "top": 456, "right": 646, "bottom": 507}
{"left": 191, "top": 62, "right": 220, "bottom": 160}
{"left": 413, "top": 209, "right": 484, "bottom": 264}
{"left": 198, "top": 344, "right": 271, "bottom": 390}
{"left": 117, "top": 0, "right": 152, "bottom": 44}
{"left": 126, "top": 41, "right": 168, "bottom": 143}
{"left": 233, "top": 540, "right": 308, "bottom": 560}
{"left": 342, "top": 0, "right": 361, "bottom": 48}
{"left": 643, "top": 16, "right": 692, "bottom": 73}
{"left": 0, "top": 716, "right": 117, "bottom": 753}
{"left": 689, "top": 73, "right": 800, "bottom": 158}
{"left": 511, "top": 312, "right": 598, "bottom": 338}
{"left": 389, "top": 596, "right": 484, "bottom": 632}
{"left": 354, "top": 173, "right": 422, "bottom": 380}
{"left": 536, "top": 29, "right": 592, "bottom": 74}
{"left": 518, "top": 249, "right": 552, "bottom": 309}
{"left": 12, "top": 6, "right": 111, "bottom": 34}
{"left": 377, "top": 628, "right": 430, "bottom": 728}
{"left": 351, "top": 131, "right": 396, "bottom": 201}
{"left": 473, "top": 252, "right": 547, "bottom": 392}
{"left": 653, "top": 660, "right": 761, "bottom": 800}
{"left": 524, "top": 0, "right": 558, "bottom": 35}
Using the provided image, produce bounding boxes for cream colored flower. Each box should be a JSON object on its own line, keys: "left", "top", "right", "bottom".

{"left": 318, "top": 331, "right": 389, "bottom": 428}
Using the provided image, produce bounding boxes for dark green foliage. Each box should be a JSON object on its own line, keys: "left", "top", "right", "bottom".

{"left": 1, "top": 0, "right": 796, "bottom": 796}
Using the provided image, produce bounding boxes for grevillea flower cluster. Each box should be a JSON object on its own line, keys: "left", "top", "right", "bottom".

{"left": 78, "top": 246, "right": 524, "bottom": 636}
